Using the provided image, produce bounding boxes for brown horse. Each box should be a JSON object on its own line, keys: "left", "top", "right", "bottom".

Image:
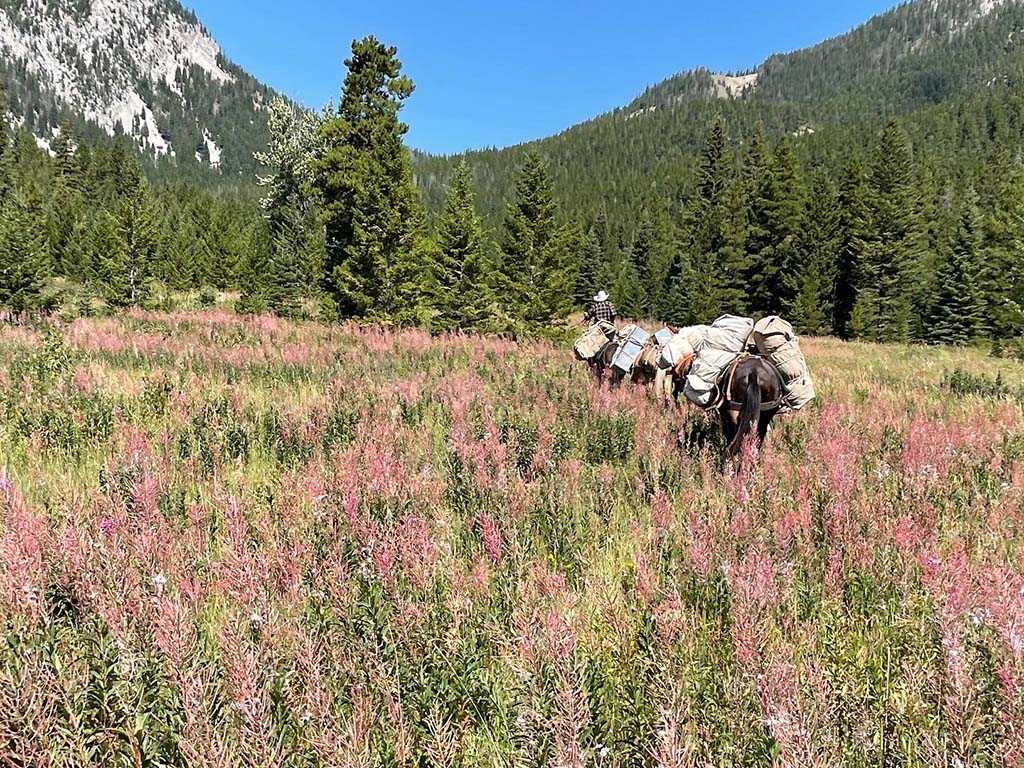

{"left": 718, "top": 356, "right": 785, "bottom": 457}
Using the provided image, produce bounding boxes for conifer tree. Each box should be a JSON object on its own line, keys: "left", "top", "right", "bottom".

{"left": 0, "top": 84, "right": 10, "bottom": 197}
{"left": 613, "top": 254, "right": 645, "bottom": 320}
{"left": 717, "top": 174, "right": 752, "bottom": 316}
{"left": 590, "top": 207, "right": 619, "bottom": 292}
{"left": 92, "top": 210, "right": 131, "bottom": 307}
{"left": 574, "top": 228, "right": 605, "bottom": 308}
{"left": 674, "top": 116, "right": 728, "bottom": 324}
{"left": 499, "top": 151, "right": 573, "bottom": 331}
{"left": 979, "top": 152, "right": 1024, "bottom": 340}
{"left": 912, "top": 165, "right": 954, "bottom": 339}
{"left": 929, "top": 207, "right": 983, "bottom": 346}
{"left": 660, "top": 251, "right": 694, "bottom": 327}
{"left": 855, "top": 120, "right": 923, "bottom": 343}
{"left": 833, "top": 157, "right": 870, "bottom": 339}
{"left": 629, "top": 202, "right": 674, "bottom": 319}
{"left": 52, "top": 120, "right": 81, "bottom": 188}
{"left": 745, "top": 137, "right": 804, "bottom": 317}
{"left": 788, "top": 169, "right": 839, "bottom": 334}
{"left": 313, "top": 36, "right": 432, "bottom": 323}
{"left": 0, "top": 191, "right": 50, "bottom": 311}
{"left": 41, "top": 117, "right": 86, "bottom": 279}
{"left": 112, "top": 158, "right": 157, "bottom": 306}
{"left": 435, "top": 162, "right": 494, "bottom": 332}
{"left": 741, "top": 121, "right": 772, "bottom": 202}
{"left": 929, "top": 194, "right": 985, "bottom": 345}
{"left": 273, "top": 210, "right": 324, "bottom": 317}
{"left": 454, "top": 238, "right": 498, "bottom": 332}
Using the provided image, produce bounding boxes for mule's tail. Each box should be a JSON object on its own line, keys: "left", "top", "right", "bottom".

{"left": 728, "top": 373, "right": 761, "bottom": 457}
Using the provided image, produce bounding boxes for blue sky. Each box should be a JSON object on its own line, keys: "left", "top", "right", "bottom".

{"left": 184, "top": 0, "right": 897, "bottom": 155}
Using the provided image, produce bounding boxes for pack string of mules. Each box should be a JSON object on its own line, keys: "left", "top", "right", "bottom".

{"left": 574, "top": 297, "right": 816, "bottom": 457}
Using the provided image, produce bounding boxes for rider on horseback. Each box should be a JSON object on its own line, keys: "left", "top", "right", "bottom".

{"left": 584, "top": 291, "right": 617, "bottom": 325}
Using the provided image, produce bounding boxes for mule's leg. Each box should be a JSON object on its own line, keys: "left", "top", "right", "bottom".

{"left": 721, "top": 409, "right": 739, "bottom": 452}
{"left": 758, "top": 411, "right": 778, "bottom": 447}
{"left": 654, "top": 369, "right": 672, "bottom": 407}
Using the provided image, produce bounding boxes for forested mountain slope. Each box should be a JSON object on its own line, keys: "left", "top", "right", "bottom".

{"left": 414, "top": 0, "right": 1024, "bottom": 222}
{"left": 6, "top": 0, "right": 1024, "bottom": 351}
{"left": 0, "top": 0, "right": 276, "bottom": 177}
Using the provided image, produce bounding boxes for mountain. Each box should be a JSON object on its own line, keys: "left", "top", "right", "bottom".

{"left": 4, "top": 0, "right": 1024, "bottom": 207}
{"left": 414, "top": 0, "right": 1024, "bottom": 221}
{"left": 0, "top": 0, "right": 276, "bottom": 176}
{"left": 630, "top": 0, "right": 1018, "bottom": 115}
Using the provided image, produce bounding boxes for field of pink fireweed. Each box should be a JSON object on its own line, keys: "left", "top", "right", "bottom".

{"left": 2, "top": 312, "right": 1024, "bottom": 767}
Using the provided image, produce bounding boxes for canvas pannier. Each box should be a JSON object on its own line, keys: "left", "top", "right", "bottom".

{"left": 637, "top": 343, "right": 661, "bottom": 371}
{"left": 611, "top": 326, "right": 650, "bottom": 376}
{"left": 615, "top": 324, "right": 638, "bottom": 343}
{"left": 752, "top": 316, "right": 815, "bottom": 410}
{"left": 574, "top": 321, "right": 615, "bottom": 360}
{"left": 684, "top": 315, "right": 754, "bottom": 408}
{"left": 654, "top": 327, "right": 675, "bottom": 347}
{"left": 679, "top": 325, "right": 712, "bottom": 350}
{"left": 658, "top": 325, "right": 710, "bottom": 370}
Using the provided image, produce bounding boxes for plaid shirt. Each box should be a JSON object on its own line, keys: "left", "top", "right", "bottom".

{"left": 585, "top": 301, "right": 617, "bottom": 324}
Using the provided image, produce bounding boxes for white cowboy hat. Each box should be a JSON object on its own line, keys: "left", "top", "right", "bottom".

{"left": 593, "top": 290, "right": 609, "bottom": 302}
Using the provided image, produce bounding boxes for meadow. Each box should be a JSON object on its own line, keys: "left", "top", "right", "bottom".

{"left": 1, "top": 311, "right": 1023, "bottom": 767}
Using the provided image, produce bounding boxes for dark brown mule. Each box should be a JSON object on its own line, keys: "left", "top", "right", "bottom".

{"left": 630, "top": 343, "right": 661, "bottom": 387}
{"left": 587, "top": 340, "right": 625, "bottom": 387}
{"left": 718, "top": 356, "right": 785, "bottom": 458}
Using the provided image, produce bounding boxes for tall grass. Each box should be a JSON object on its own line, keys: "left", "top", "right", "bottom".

{"left": 1, "top": 312, "right": 1023, "bottom": 766}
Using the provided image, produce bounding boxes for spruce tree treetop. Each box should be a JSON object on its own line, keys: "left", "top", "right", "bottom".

{"left": 339, "top": 36, "right": 415, "bottom": 148}
{"left": 504, "top": 150, "right": 557, "bottom": 253}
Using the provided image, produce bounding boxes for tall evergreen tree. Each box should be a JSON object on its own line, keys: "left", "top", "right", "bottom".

{"left": 833, "top": 157, "right": 870, "bottom": 339}
{"left": 0, "top": 190, "right": 50, "bottom": 311}
{"left": 574, "top": 228, "right": 606, "bottom": 308}
{"left": 717, "top": 173, "right": 752, "bottom": 316}
{"left": 613, "top": 253, "right": 645, "bottom": 320}
{"left": 499, "top": 151, "right": 573, "bottom": 332}
{"left": 590, "top": 207, "right": 619, "bottom": 292}
{"left": 979, "top": 150, "right": 1024, "bottom": 340}
{"left": 672, "top": 116, "right": 728, "bottom": 324}
{"left": 313, "top": 36, "right": 432, "bottom": 323}
{"left": 745, "top": 137, "right": 804, "bottom": 317}
{"left": 628, "top": 201, "right": 675, "bottom": 319}
{"left": 51, "top": 120, "right": 81, "bottom": 188}
{"left": 912, "top": 165, "right": 955, "bottom": 339}
{"left": 788, "top": 169, "right": 839, "bottom": 334}
{"left": 435, "top": 162, "right": 494, "bottom": 332}
{"left": 854, "top": 120, "right": 924, "bottom": 343}
{"left": 930, "top": 195, "right": 985, "bottom": 345}
{"left": 0, "top": 84, "right": 10, "bottom": 197}
{"left": 92, "top": 210, "right": 131, "bottom": 307}
{"left": 110, "top": 158, "right": 158, "bottom": 306}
